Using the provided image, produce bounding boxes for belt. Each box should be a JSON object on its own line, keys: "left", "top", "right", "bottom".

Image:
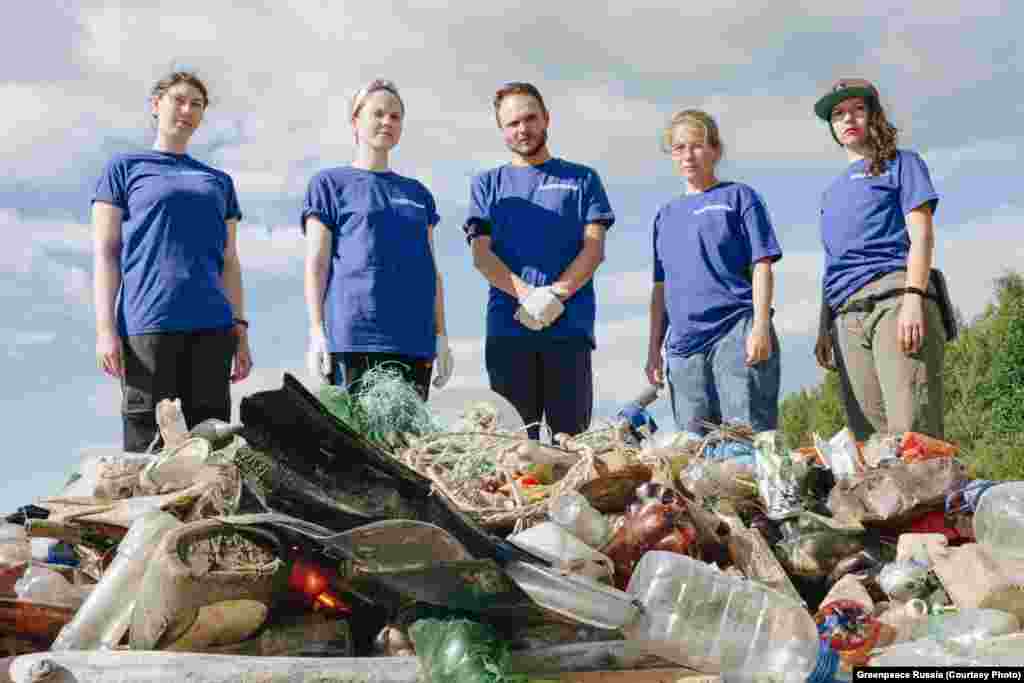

{"left": 837, "top": 286, "right": 937, "bottom": 316}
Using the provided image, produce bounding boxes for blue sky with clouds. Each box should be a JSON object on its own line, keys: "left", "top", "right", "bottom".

{"left": 3, "top": 1, "right": 1022, "bottom": 512}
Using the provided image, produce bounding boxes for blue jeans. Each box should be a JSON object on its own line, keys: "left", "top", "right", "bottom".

{"left": 665, "top": 314, "right": 780, "bottom": 434}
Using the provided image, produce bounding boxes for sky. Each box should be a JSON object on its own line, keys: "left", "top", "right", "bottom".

{"left": 3, "top": 1, "right": 1022, "bottom": 513}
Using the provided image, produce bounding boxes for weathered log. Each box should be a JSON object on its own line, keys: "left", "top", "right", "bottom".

{"left": 8, "top": 641, "right": 688, "bottom": 682}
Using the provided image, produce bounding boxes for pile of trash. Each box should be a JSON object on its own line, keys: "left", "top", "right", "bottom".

{"left": 1, "top": 371, "right": 1022, "bottom": 682}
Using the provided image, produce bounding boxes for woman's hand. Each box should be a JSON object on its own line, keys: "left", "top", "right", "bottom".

{"left": 231, "top": 325, "right": 253, "bottom": 382}
{"left": 645, "top": 348, "right": 665, "bottom": 387}
{"left": 96, "top": 328, "right": 123, "bottom": 378}
{"left": 745, "top": 320, "right": 773, "bottom": 366}
{"left": 897, "top": 293, "right": 927, "bottom": 354}
{"left": 815, "top": 329, "right": 835, "bottom": 370}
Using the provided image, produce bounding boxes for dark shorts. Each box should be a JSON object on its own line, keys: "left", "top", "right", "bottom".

{"left": 330, "top": 352, "right": 433, "bottom": 402}
{"left": 121, "top": 329, "right": 237, "bottom": 452}
{"left": 484, "top": 337, "right": 592, "bottom": 441}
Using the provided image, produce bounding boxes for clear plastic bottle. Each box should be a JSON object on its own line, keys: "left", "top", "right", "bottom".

{"left": 51, "top": 509, "right": 181, "bottom": 650}
{"left": 624, "top": 551, "right": 819, "bottom": 681}
{"left": 548, "top": 491, "right": 612, "bottom": 550}
{"left": 908, "top": 608, "right": 1020, "bottom": 649}
{"left": 974, "top": 481, "right": 1024, "bottom": 560}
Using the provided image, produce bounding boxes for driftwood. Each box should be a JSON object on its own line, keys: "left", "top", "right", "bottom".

{"left": 9, "top": 641, "right": 691, "bottom": 682}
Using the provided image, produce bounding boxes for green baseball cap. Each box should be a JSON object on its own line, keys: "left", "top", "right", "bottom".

{"left": 814, "top": 78, "right": 879, "bottom": 122}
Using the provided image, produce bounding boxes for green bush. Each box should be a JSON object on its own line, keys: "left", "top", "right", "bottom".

{"left": 780, "top": 271, "right": 1024, "bottom": 482}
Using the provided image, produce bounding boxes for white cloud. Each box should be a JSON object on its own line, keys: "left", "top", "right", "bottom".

{"left": 923, "top": 137, "right": 1023, "bottom": 183}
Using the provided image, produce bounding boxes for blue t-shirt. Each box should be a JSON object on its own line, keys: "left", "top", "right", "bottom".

{"left": 92, "top": 151, "right": 242, "bottom": 336}
{"left": 820, "top": 150, "right": 939, "bottom": 310}
{"left": 302, "top": 166, "right": 440, "bottom": 358}
{"left": 653, "top": 182, "right": 782, "bottom": 358}
{"left": 468, "top": 158, "right": 615, "bottom": 348}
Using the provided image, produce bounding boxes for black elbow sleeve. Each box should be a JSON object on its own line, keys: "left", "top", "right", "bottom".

{"left": 462, "top": 217, "right": 492, "bottom": 245}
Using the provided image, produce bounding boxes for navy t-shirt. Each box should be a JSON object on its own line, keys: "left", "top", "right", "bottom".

{"left": 302, "top": 166, "right": 440, "bottom": 358}
{"left": 467, "top": 158, "right": 615, "bottom": 348}
{"left": 653, "top": 182, "right": 782, "bottom": 358}
{"left": 819, "top": 149, "right": 939, "bottom": 310}
{"left": 92, "top": 151, "right": 242, "bottom": 336}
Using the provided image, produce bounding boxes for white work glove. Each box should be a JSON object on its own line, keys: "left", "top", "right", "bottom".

{"left": 433, "top": 335, "right": 454, "bottom": 389}
{"left": 520, "top": 286, "right": 565, "bottom": 327}
{"left": 306, "top": 326, "right": 332, "bottom": 382}
{"left": 514, "top": 306, "right": 545, "bottom": 331}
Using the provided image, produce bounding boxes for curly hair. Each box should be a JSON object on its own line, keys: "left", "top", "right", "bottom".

{"left": 862, "top": 97, "right": 899, "bottom": 177}
{"left": 151, "top": 71, "right": 209, "bottom": 111}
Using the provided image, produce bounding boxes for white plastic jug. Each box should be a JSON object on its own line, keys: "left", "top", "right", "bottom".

{"left": 624, "top": 551, "right": 819, "bottom": 681}
{"left": 974, "top": 481, "right": 1024, "bottom": 560}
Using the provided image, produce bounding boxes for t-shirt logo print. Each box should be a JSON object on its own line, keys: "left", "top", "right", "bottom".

{"left": 390, "top": 197, "right": 426, "bottom": 209}
{"left": 693, "top": 204, "right": 732, "bottom": 215}
{"left": 536, "top": 183, "right": 578, "bottom": 192}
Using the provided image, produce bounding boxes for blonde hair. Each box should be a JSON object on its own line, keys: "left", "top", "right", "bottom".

{"left": 662, "top": 109, "right": 724, "bottom": 161}
{"left": 350, "top": 79, "right": 405, "bottom": 119}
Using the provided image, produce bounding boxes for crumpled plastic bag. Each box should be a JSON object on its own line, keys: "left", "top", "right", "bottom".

{"left": 409, "top": 618, "right": 529, "bottom": 683}
{"left": 754, "top": 431, "right": 808, "bottom": 520}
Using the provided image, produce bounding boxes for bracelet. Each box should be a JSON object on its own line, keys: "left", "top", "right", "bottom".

{"left": 903, "top": 287, "right": 927, "bottom": 298}
{"left": 232, "top": 317, "right": 250, "bottom": 328}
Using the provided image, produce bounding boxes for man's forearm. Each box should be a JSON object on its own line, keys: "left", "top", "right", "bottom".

{"left": 553, "top": 223, "right": 606, "bottom": 298}
{"left": 471, "top": 238, "right": 531, "bottom": 300}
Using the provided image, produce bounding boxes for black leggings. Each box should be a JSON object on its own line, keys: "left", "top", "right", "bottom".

{"left": 121, "top": 329, "right": 236, "bottom": 452}
{"left": 330, "top": 352, "right": 433, "bottom": 402}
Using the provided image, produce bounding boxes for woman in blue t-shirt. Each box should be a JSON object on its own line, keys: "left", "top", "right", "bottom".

{"left": 302, "top": 79, "right": 453, "bottom": 399}
{"left": 813, "top": 78, "right": 945, "bottom": 439}
{"left": 645, "top": 109, "right": 783, "bottom": 435}
{"left": 92, "top": 71, "right": 252, "bottom": 452}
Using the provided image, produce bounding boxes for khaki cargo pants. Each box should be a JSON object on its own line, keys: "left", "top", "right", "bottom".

{"left": 832, "top": 270, "right": 945, "bottom": 440}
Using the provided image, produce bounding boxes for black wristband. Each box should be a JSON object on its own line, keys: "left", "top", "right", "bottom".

{"left": 232, "top": 317, "right": 249, "bottom": 328}
{"left": 903, "top": 287, "right": 927, "bottom": 298}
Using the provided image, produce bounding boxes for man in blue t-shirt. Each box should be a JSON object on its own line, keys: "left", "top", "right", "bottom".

{"left": 464, "top": 82, "right": 615, "bottom": 441}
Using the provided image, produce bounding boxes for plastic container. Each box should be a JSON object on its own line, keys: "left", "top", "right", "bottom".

{"left": 548, "top": 492, "right": 612, "bottom": 550}
{"left": 624, "top": 551, "right": 819, "bottom": 680}
{"left": 974, "top": 481, "right": 1024, "bottom": 560}
{"left": 14, "top": 565, "right": 92, "bottom": 607}
{"left": 0, "top": 523, "right": 31, "bottom": 569}
{"left": 907, "top": 608, "right": 1020, "bottom": 649}
{"left": 504, "top": 560, "right": 639, "bottom": 630}
{"left": 51, "top": 510, "right": 181, "bottom": 650}
{"left": 507, "top": 522, "right": 613, "bottom": 581}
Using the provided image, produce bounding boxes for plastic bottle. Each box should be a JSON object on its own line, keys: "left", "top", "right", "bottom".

{"left": 51, "top": 509, "right": 181, "bottom": 650}
{"left": 624, "top": 551, "right": 819, "bottom": 681}
{"left": 974, "top": 481, "right": 1024, "bottom": 560}
{"left": 548, "top": 491, "right": 612, "bottom": 550}
{"left": 907, "top": 608, "right": 1020, "bottom": 649}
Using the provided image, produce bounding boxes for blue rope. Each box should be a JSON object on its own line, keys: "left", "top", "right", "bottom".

{"left": 807, "top": 639, "right": 840, "bottom": 683}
